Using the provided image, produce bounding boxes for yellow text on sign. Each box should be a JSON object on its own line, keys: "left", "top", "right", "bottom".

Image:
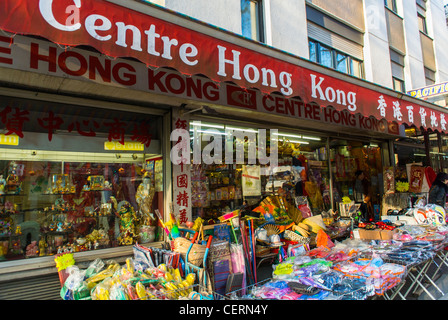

{"left": 104, "top": 141, "right": 144, "bottom": 151}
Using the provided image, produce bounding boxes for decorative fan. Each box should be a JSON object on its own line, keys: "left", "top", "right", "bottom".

{"left": 263, "top": 223, "right": 281, "bottom": 236}
{"left": 286, "top": 202, "right": 303, "bottom": 224}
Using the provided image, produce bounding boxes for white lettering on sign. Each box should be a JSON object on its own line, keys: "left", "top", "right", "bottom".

{"left": 38, "top": 0, "right": 199, "bottom": 67}
{"left": 39, "top": 0, "right": 82, "bottom": 32}
{"left": 310, "top": 74, "right": 357, "bottom": 111}
{"left": 217, "top": 45, "right": 293, "bottom": 95}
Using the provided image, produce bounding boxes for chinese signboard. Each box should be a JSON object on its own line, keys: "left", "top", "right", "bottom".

{"left": 0, "top": 0, "right": 447, "bottom": 133}
{"left": 171, "top": 109, "right": 191, "bottom": 224}
{"left": 0, "top": 33, "right": 400, "bottom": 136}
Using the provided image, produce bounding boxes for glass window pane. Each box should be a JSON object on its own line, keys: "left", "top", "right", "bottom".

{"left": 319, "top": 45, "right": 333, "bottom": 68}
{"left": 441, "top": 134, "right": 448, "bottom": 173}
{"left": 0, "top": 100, "right": 164, "bottom": 262}
{"left": 309, "top": 40, "right": 317, "bottom": 62}
{"left": 189, "top": 122, "right": 330, "bottom": 220}
{"left": 241, "top": 0, "right": 263, "bottom": 42}
{"left": 330, "top": 139, "right": 383, "bottom": 222}
{"left": 393, "top": 78, "right": 405, "bottom": 93}
{"left": 350, "top": 59, "right": 362, "bottom": 78}
{"left": 418, "top": 14, "right": 427, "bottom": 33}
{"left": 428, "top": 133, "right": 441, "bottom": 170}
{"left": 385, "top": 0, "right": 397, "bottom": 13}
{"left": 336, "top": 53, "right": 348, "bottom": 73}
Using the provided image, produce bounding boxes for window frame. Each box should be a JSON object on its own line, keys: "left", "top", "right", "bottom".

{"left": 384, "top": 0, "right": 398, "bottom": 13}
{"left": 417, "top": 12, "right": 428, "bottom": 34}
{"left": 308, "top": 39, "right": 364, "bottom": 79}
{"left": 392, "top": 77, "right": 405, "bottom": 93}
{"left": 241, "top": 0, "right": 265, "bottom": 43}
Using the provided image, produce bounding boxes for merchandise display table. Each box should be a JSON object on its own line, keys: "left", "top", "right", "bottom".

{"left": 56, "top": 222, "right": 448, "bottom": 301}
{"left": 383, "top": 242, "right": 448, "bottom": 300}
{"left": 226, "top": 224, "right": 448, "bottom": 300}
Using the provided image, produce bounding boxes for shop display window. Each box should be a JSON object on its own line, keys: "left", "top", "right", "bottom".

{"left": 329, "top": 139, "right": 383, "bottom": 219}
{"left": 393, "top": 125, "right": 427, "bottom": 189}
{"left": 0, "top": 97, "right": 164, "bottom": 262}
{"left": 394, "top": 125, "right": 426, "bottom": 165}
{"left": 440, "top": 133, "right": 448, "bottom": 173}
{"left": 189, "top": 120, "right": 330, "bottom": 222}
{"left": 428, "top": 132, "right": 442, "bottom": 170}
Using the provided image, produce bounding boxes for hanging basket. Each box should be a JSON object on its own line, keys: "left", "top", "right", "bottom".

{"left": 172, "top": 237, "right": 206, "bottom": 267}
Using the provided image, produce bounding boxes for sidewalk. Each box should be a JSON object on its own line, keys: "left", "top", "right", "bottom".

{"left": 417, "top": 267, "right": 448, "bottom": 300}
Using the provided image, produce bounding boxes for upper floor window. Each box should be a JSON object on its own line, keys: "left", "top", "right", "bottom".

{"left": 393, "top": 77, "right": 405, "bottom": 93}
{"left": 390, "top": 49, "right": 406, "bottom": 93}
{"left": 417, "top": 13, "right": 428, "bottom": 34}
{"left": 384, "top": 0, "right": 398, "bottom": 13}
{"left": 445, "top": 4, "right": 448, "bottom": 27}
{"left": 417, "top": 1, "right": 428, "bottom": 34}
{"left": 309, "top": 39, "right": 364, "bottom": 78}
{"left": 241, "top": 0, "right": 265, "bottom": 42}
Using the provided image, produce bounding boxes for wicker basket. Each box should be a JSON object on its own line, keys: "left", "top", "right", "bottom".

{"left": 172, "top": 237, "right": 206, "bottom": 267}
{"left": 284, "top": 229, "right": 310, "bottom": 245}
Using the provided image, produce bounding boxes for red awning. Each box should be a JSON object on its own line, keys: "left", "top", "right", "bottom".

{"left": 1, "top": 0, "right": 447, "bottom": 133}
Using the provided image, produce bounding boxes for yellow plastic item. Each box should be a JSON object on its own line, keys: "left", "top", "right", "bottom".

{"left": 126, "top": 258, "right": 134, "bottom": 272}
{"left": 136, "top": 282, "right": 147, "bottom": 300}
{"left": 165, "top": 271, "right": 174, "bottom": 282}
{"left": 158, "top": 264, "right": 167, "bottom": 271}
{"left": 173, "top": 268, "right": 182, "bottom": 283}
{"left": 273, "top": 263, "right": 293, "bottom": 276}
{"left": 85, "top": 263, "right": 120, "bottom": 289}
{"left": 186, "top": 273, "right": 196, "bottom": 285}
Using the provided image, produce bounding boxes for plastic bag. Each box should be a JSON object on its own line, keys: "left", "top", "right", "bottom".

{"left": 316, "top": 229, "right": 334, "bottom": 249}
{"left": 64, "top": 265, "right": 86, "bottom": 292}
{"left": 85, "top": 258, "right": 105, "bottom": 278}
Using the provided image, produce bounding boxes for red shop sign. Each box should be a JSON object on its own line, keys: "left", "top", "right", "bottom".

{"left": 1, "top": 0, "right": 447, "bottom": 132}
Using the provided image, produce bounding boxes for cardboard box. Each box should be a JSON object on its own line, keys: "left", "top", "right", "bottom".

{"left": 357, "top": 228, "right": 396, "bottom": 240}
{"left": 380, "top": 229, "right": 395, "bottom": 240}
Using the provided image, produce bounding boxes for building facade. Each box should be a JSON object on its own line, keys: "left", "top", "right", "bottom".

{"left": 150, "top": 0, "right": 448, "bottom": 103}
{"left": 0, "top": 0, "right": 447, "bottom": 299}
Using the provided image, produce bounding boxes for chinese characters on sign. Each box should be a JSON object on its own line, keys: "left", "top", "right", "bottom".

{"left": 377, "top": 96, "right": 447, "bottom": 131}
{"left": 0, "top": 33, "right": 447, "bottom": 134}
{"left": 0, "top": 106, "right": 153, "bottom": 146}
{"left": 172, "top": 110, "right": 191, "bottom": 224}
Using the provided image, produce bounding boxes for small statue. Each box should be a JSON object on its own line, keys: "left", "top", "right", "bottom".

{"left": 0, "top": 175, "right": 5, "bottom": 195}
{"left": 135, "top": 172, "right": 156, "bottom": 223}
{"left": 117, "top": 201, "right": 138, "bottom": 246}
{"left": 38, "top": 239, "right": 47, "bottom": 256}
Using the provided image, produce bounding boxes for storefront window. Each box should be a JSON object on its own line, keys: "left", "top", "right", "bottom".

{"left": 428, "top": 132, "right": 442, "bottom": 170}
{"left": 440, "top": 134, "right": 448, "bottom": 173}
{"left": 189, "top": 121, "right": 330, "bottom": 223}
{"left": 0, "top": 97, "right": 164, "bottom": 262}
{"left": 330, "top": 139, "right": 383, "bottom": 220}
{"left": 394, "top": 125, "right": 427, "bottom": 168}
{"left": 392, "top": 125, "right": 427, "bottom": 197}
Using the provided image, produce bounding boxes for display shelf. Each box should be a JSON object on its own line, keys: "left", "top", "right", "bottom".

{"left": 42, "top": 230, "right": 73, "bottom": 236}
